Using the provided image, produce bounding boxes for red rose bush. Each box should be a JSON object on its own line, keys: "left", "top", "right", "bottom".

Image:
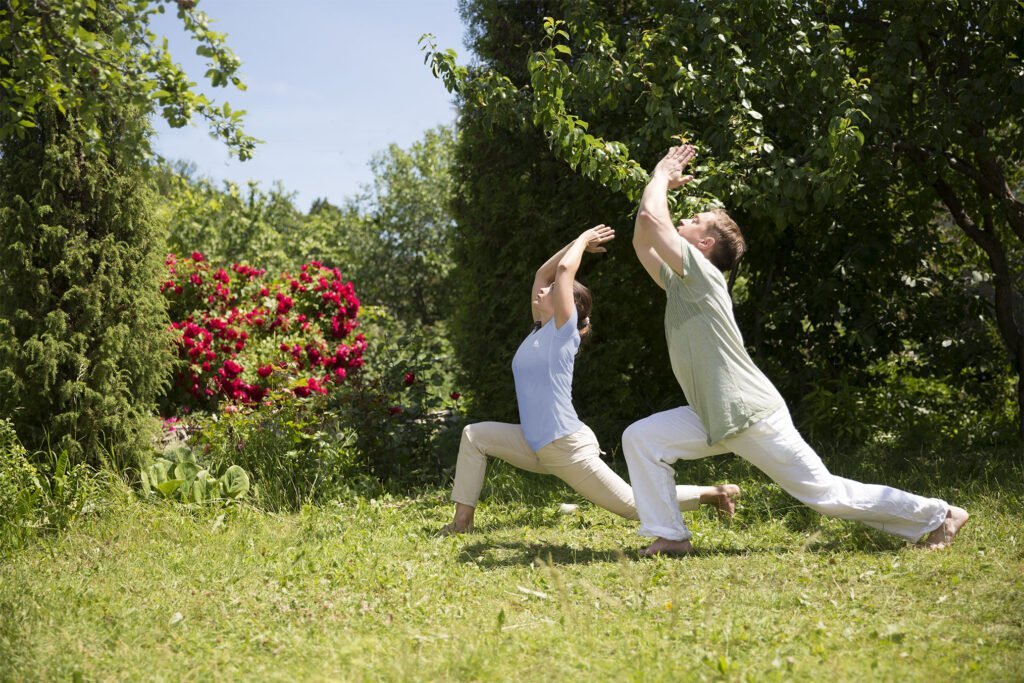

{"left": 161, "top": 252, "right": 365, "bottom": 415}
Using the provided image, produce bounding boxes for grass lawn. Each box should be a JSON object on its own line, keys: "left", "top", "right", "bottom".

{"left": 1, "top": 459, "right": 1022, "bottom": 682}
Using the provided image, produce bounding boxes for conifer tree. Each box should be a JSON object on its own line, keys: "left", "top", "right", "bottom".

{"left": 0, "top": 106, "right": 170, "bottom": 467}
{"left": 0, "top": 0, "right": 254, "bottom": 466}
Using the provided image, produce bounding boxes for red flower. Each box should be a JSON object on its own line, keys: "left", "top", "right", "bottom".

{"left": 257, "top": 365, "right": 274, "bottom": 378}
{"left": 403, "top": 372, "right": 415, "bottom": 387}
{"left": 191, "top": 252, "right": 205, "bottom": 262}
{"left": 388, "top": 406, "right": 403, "bottom": 415}
{"left": 450, "top": 391, "right": 461, "bottom": 401}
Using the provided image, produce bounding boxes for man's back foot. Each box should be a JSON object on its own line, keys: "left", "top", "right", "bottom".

{"left": 919, "top": 506, "right": 969, "bottom": 550}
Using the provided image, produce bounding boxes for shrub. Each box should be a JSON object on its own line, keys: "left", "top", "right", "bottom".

{"left": 330, "top": 307, "right": 465, "bottom": 486}
{"left": 800, "top": 345, "right": 1017, "bottom": 453}
{"left": 0, "top": 107, "right": 173, "bottom": 470}
{"left": 160, "top": 254, "right": 365, "bottom": 413}
{"left": 187, "top": 398, "right": 371, "bottom": 511}
{"left": 0, "top": 419, "right": 40, "bottom": 552}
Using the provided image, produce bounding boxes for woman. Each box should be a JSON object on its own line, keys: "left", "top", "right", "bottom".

{"left": 442, "top": 225, "right": 738, "bottom": 534}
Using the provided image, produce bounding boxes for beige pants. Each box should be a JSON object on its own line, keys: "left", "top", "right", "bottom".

{"left": 451, "top": 422, "right": 703, "bottom": 520}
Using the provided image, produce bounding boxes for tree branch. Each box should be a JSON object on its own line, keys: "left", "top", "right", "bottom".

{"left": 933, "top": 177, "right": 1021, "bottom": 357}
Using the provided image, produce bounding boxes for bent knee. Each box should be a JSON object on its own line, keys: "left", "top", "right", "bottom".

{"left": 621, "top": 422, "right": 643, "bottom": 456}
{"left": 621, "top": 419, "right": 658, "bottom": 456}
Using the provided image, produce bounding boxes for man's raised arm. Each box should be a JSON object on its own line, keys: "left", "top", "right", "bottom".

{"left": 633, "top": 145, "right": 696, "bottom": 285}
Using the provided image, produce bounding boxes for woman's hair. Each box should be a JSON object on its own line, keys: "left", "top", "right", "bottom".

{"left": 705, "top": 209, "right": 747, "bottom": 272}
{"left": 573, "top": 280, "right": 593, "bottom": 342}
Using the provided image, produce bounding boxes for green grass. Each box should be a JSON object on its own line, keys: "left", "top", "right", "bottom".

{"left": 1, "top": 460, "right": 1022, "bottom": 682}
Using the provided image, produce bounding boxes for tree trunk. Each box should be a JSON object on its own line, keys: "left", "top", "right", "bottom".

{"left": 930, "top": 176, "right": 1024, "bottom": 442}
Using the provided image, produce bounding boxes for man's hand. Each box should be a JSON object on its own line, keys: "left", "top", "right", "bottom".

{"left": 581, "top": 224, "right": 616, "bottom": 253}
{"left": 653, "top": 145, "right": 697, "bottom": 189}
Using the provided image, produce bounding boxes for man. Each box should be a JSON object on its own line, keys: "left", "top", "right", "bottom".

{"left": 624, "top": 144, "right": 968, "bottom": 556}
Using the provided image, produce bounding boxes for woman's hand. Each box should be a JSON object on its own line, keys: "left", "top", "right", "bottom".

{"left": 581, "top": 224, "right": 616, "bottom": 253}
{"left": 653, "top": 145, "right": 697, "bottom": 189}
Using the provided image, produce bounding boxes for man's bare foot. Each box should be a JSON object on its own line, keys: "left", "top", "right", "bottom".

{"left": 639, "top": 537, "right": 695, "bottom": 557}
{"left": 919, "top": 506, "right": 969, "bottom": 550}
{"left": 700, "top": 484, "right": 741, "bottom": 517}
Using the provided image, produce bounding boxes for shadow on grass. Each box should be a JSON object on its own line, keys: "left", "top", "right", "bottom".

{"left": 455, "top": 539, "right": 770, "bottom": 567}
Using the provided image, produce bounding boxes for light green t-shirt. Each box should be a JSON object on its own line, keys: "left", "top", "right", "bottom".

{"left": 660, "top": 238, "right": 784, "bottom": 445}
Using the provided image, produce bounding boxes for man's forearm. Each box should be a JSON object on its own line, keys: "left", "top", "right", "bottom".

{"left": 636, "top": 171, "right": 673, "bottom": 231}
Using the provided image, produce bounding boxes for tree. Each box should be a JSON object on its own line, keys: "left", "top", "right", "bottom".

{"left": 157, "top": 164, "right": 306, "bottom": 274}
{"left": 348, "top": 125, "right": 458, "bottom": 326}
{"left": 838, "top": 2, "right": 1024, "bottom": 438}
{"left": 424, "top": 0, "right": 1019, "bottom": 447}
{"left": 157, "top": 125, "right": 458, "bottom": 328}
{"left": 0, "top": 0, "right": 256, "bottom": 160}
{"left": 0, "top": 0, "right": 254, "bottom": 465}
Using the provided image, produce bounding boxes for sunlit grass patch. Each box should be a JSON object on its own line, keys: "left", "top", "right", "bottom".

{"left": 1, "top": 464, "right": 1021, "bottom": 682}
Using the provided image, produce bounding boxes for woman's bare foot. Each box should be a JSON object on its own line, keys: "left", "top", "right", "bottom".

{"left": 639, "top": 537, "right": 695, "bottom": 557}
{"left": 439, "top": 521, "right": 473, "bottom": 536}
{"left": 919, "top": 506, "right": 969, "bottom": 550}
{"left": 439, "top": 502, "right": 475, "bottom": 537}
{"left": 700, "top": 484, "right": 741, "bottom": 517}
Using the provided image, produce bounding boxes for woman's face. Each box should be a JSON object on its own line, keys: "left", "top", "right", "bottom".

{"left": 533, "top": 283, "right": 555, "bottom": 317}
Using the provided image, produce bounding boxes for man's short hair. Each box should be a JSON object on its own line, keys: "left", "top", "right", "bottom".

{"left": 705, "top": 209, "right": 746, "bottom": 272}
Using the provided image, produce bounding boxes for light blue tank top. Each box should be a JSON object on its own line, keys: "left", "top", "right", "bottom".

{"left": 511, "top": 310, "right": 585, "bottom": 451}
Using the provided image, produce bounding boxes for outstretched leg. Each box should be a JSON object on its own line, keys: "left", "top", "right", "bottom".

{"left": 535, "top": 427, "right": 739, "bottom": 522}
{"left": 728, "top": 408, "right": 960, "bottom": 544}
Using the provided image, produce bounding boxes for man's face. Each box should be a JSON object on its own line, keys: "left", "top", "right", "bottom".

{"left": 676, "top": 211, "right": 716, "bottom": 249}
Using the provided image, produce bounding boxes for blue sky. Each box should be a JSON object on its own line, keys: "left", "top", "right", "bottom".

{"left": 151, "top": 1, "right": 468, "bottom": 211}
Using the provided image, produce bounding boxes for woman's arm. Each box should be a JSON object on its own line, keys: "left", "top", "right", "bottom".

{"left": 551, "top": 225, "right": 614, "bottom": 329}
{"left": 531, "top": 240, "right": 573, "bottom": 322}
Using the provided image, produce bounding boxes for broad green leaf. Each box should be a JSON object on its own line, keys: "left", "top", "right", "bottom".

{"left": 155, "top": 479, "right": 185, "bottom": 497}
{"left": 219, "top": 466, "right": 250, "bottom": 499}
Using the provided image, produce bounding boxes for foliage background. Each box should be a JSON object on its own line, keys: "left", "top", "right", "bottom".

{"left": 437, "top": 0, "right": 1020, "bottom": 461}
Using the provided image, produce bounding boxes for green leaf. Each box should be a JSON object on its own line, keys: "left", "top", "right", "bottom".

{"left": 174, "top": 462, "right": 199, "bottom": 482}
{"left": 192, "top": 473, "right": 209, "bottom": 503}
{"left": 155, "top": 479, "right": 185, "bottom": 497}
{"left": 219, "top": 465, "right": 250, "bottom": 499}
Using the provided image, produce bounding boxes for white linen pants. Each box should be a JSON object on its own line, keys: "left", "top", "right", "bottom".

{"left": 622, "top": 406, "right": 949, "bottom": 542}
{"left": 451, "top": 422, "right": 704, "bottom": 520}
